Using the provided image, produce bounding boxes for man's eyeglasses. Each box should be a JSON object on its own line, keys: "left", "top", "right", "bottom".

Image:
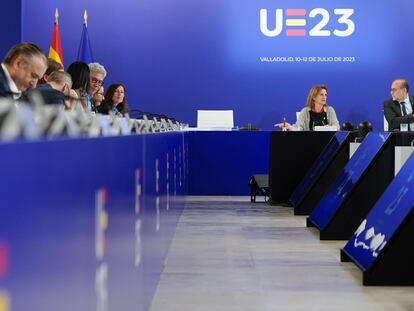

{"left": 91, "top": 77, "right": 103, "bottom": 86}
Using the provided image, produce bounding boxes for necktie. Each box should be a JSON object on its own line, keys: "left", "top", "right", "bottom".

{"left": 400, "top": 102, "right": 412, "bottom": 131}
{"left": 400, "top": 102, "right": 407, "bottom": 116}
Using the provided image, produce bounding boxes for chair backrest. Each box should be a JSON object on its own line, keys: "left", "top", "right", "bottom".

{"left": 197, "top": 110, "right": 234, "bottom": 129}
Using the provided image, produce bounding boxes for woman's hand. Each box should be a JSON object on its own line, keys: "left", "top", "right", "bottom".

{"left": 274, "top": 121, "right": 294, "bottom": 131}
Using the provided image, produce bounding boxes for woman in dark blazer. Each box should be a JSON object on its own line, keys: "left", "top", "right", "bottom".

{"left": 101, "top": 83, "right": 129, "bottom": 117}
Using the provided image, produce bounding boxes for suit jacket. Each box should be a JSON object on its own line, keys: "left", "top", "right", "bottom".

{"left": 0, "top": 65, "right": 12, "bottom": 99}
{"left": 383, "top": 96, "right": 414, "bottom": 131}
{"left": 23, "top": 84, "right": 66, "bottom": 106}
{"left": 96, "top": 100, "right": 111, "bottom": 114}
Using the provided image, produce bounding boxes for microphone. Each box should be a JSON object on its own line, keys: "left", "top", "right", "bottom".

{"left": 129, "top": 110, "right": 181, "bottom": 123}
{"left": 126, "top": 109, "right": 145, "bottom": 119}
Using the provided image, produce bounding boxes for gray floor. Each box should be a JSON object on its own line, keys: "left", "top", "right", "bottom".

{"left": 151, "top": 196, "right": 414, "bottom": 311}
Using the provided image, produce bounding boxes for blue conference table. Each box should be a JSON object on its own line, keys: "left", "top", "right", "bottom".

{"left": 0, "top": 133, "right": 187, "bottom": 311}
{"left": 268, "top": 131, "right": 336, "bottom": 204}
{"left": 0, "top": 129, "right": 358, "bottom": 310}
{"left": 188, "top": 130, "right": 270, "bottom": 195}
{"left": 0, "top": 129, "right": 272, "bottom": 311}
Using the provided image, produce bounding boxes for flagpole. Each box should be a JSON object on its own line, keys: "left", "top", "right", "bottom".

{"left": 84, "top": 10, "right": 88, "bottom": 27}
{"left": 55, "top": 8, "right": 59, "bottom": 24}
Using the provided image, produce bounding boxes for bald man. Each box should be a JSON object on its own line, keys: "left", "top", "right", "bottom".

{"left": 384, "top": 78, "right": 414, "bottom": 131}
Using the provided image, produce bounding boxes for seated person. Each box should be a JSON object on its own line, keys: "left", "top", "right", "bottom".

{"left": 95, "top": 84, "right": 111, "bottom": 115}
{"left": 384, "top": 78, "right": 414, "bottom": 131}
{"left": 65, "top": 89, "right": 83, "bottom": 111}
{"left": 93, "top": 85, "right": 105, "bottom": 109}
{"left": 24, "top": 70, "right": 72, "bottom": 106}
{"left": 38, "top": 58, "right": 64, "bottom": 85}
{"left": 275, "top": 84, "right": 339, "bottom": 131}
{"left": 102, "top": 83, "right": 129, "bottom": 117}
{"left": 88, "top": 62, "right": 107, "bottom": 98}
{"left": 1, "top": 42, "right": 47, "bottom": 99}
{"left": 67, "top": 61, "right": 94, "bottom": 112}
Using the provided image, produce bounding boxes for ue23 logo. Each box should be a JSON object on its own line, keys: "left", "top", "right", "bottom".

{"left": 260, "top": 8, "right": 355, "bottom": 37}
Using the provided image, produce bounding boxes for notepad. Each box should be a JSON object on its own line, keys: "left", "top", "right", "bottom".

{"left": 314, "top": 125, "right": 337, "bottom": 131}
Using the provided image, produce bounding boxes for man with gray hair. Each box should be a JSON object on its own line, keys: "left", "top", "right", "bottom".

{"left": 88, "top": 62, "right": 107, "bottom": 96}
{"left": 0, "top": 42, "right": 47, "bottom": 99}
{"left": 87, "top": 62, "right": 107, "bottom": 113}
{"left": 24, "top": 71, "right": 72, "bottom": 106}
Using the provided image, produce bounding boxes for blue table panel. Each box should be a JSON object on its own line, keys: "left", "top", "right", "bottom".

{"left": 309, "top": 132, "right": 391, "bottom": 230}
{"left": 343, "top": 151, "right": 414, "bottom": 271}
{"left": 290, "top": 131, "right": 349, "bottom": 206}
{"left": 188, "top": 131, "right": 270, "bottom": 195}
{"left": 0, "top": 133, "right": 187, "bottom": 311}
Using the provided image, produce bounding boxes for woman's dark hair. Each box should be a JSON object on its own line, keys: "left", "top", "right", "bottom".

{"left": 66, "top": 61, "right": 90, "bottom": 92}
{"left": 105, "top": 83, "right": 129, "bottom": 114}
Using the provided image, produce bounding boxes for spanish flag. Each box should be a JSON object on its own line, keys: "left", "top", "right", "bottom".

{"left": 0, "top": 292, "right": 9, "bottom": 311}
{"left": 48, "top": 8, "right": 64, "bottom": 66}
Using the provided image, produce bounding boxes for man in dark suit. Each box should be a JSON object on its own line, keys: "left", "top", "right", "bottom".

{"left": 0, "top": 42, "right": 47, "bottom": 100}
{"left": 384, "top": 78, "right": 414, "bottom": 131}
{"left": 23, "top": 70, "right": 72, "bottom": 107}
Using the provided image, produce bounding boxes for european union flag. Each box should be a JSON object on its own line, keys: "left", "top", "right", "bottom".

{"left": 77, "top": 15, "right": 94, "bottom": 64}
